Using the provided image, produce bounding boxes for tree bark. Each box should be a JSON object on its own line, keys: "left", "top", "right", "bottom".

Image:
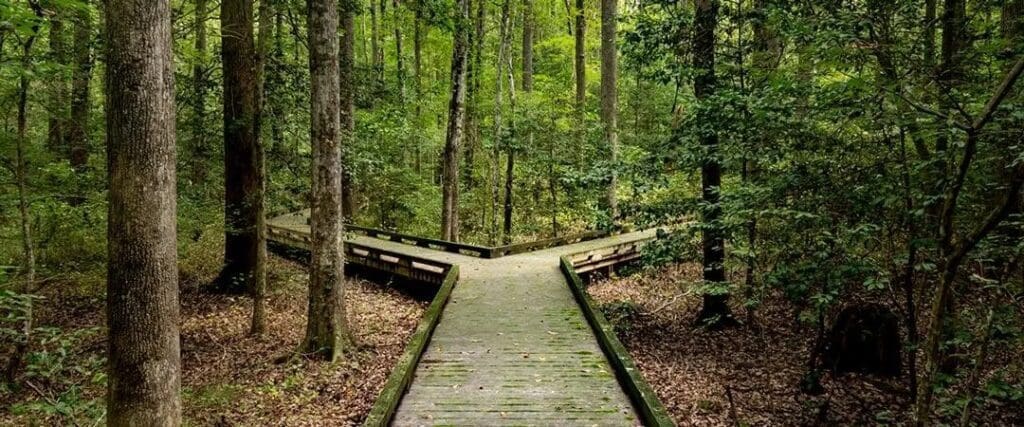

{"left": 250, "top": 0, "right": 274, "bottom": 336}
{"left": 442, "top": 0, "right": 470, "bottom": 242}
{"left": 693, "top": 0, "right": 735, "bottom": 328}
{"left": 219, "top": 0, "right": 267, "bottom": 300}
{"left": 68, "top": 1, "right": 93, "bottom": 173}
{"left": 104, "top": 0, "right": 181, "bottom": 423}
{"left": 341, "top": 0, "right": 357, "bottom": 222}
{"left": 600, "top": 0, "right": 618, "bottom": 221}
{"left": 304, "top": 0, "right": 354, "bottom": 361}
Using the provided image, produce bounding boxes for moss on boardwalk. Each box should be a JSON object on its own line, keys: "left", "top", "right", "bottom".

{"left": 267, "top": 213, "right": 660, "bottom": 425}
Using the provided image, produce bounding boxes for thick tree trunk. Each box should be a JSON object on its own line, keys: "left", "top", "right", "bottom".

{"left": 68, "top": 1, "right": 93, "bottom": 173}
{"left": 104, "top": 0, "right": 182, "bottom": 423}
{"left": 304, "top": 0, "right": 354, "bottom": 361}
{"left": 600, "top": 0, "right": 618, "bottom": 221}
{"left": 693, "top": 0, "right": 735, "bottom": 328}
{"left": 219, "top": 0, "right": 267, "bottom": 299}
{"left": 442, "top": 0, "right": 470, "bottom": 242}
{"left": 192, "top": 0, "right": 210, "bottom": 184}
{"left": 341, "top": 0, "right": 357, "bottom": 221}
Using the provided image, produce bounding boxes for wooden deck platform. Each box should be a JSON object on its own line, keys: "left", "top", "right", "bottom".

{"left": 267, "top": 213, "right": 670, "bottom": 426}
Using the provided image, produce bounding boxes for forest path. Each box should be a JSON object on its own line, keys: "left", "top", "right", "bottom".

{"left": 268, "top": 213, "right": 653, "bottom": 425}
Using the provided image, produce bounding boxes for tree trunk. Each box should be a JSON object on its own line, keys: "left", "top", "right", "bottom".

{"left": 924, "top": 0, "right": 937, "bottom": 70}
{"left": 693, "top": 0, "right": 735, "bottom": 328}
{"left": 104, "top": 0, "right": 182, "bottom": 423}
{"left": 304, "top": 0, "right": 354, "bottom": 361}
{"left": 5, "top": 11, "right": 41, "bottom": 383}
{"left": 490, "top": 0, "right": 511, "bottom": 244}
{"left": 522, "top": 0, "right": 534, "bottom": 93}
{"left": 414, "top": 9, "right": 423, "bottom": 174}
{"left": 193, "top": 0, "right": 210, "bottom": 184}
{"left": 503, "top": 52, "right": 517, "bottom": 244}
{"left": 600, "top": 0, "right": 618, "bottom": 221}
{"left": 250, "top": 0, "right": 274, "bottom": 336}
{"left": 68, "top": 1, "right": 93, "bottom": 173}
{"left": 370, "top": 0, "right": 383, "bottom": 93}
{"left": 935, "top": 0, "right": 965, "bottom": 157}
{"left": 219, "top": 0, "right": 267, "bottom": 299}
{"left": 574, "top": 0, "right": 586, "bottom": 151}
{"left": 341, "top": 0, "right": 357, "bottom": 221}
{"left": 1004, "top": 1, "right": 1023, "bottom": 52}
{"left": 394, "top": 0, "right": 406, "bottom": 103}
{"left": 46, "top": 12, "right": 67, "bottom": 155}
{"left": 442, "top": 0, "right": 470, "bottom": 242}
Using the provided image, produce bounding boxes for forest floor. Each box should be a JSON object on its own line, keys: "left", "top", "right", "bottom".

{"left": 0, "top": 254, "right": 429, "bottom": 426}
{"left": 588, "top": 263, "right": 1024, "bottom": 426}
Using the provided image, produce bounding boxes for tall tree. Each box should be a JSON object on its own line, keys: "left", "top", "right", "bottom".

{"left": 218, "top": 0, "right": 267, "bottom": 301}
{"left": 574, "top": 0, "right": 585, "bottom": 147}
{"left": 393, "top": 0, "right": 406, "bottom": 103}
{"left": 442, "top": 0, "right": 471, "bottom": 241}
{"left": 68, "top": 0, "right": 93, "bottom": 172}
{"left": 46, "top": 8, "right": 67, "bottom": 155}
{"left": 104, "top": 0, "right": 182, "bottom": 422}
{"left": 192, "top": 0, "right": 210, "bottom": 184}
{"left": 413, "top": 7, "right": 424, "bottom": 173}
{"left": 693, "top": 0, "right": 735, "bottom": 327}
{"left": 1005, "top": 0, "right": 1024, "bottom": 51}
{"left": 370, "top": 0, "right": 384, "bottom": 92}
{"left": 250, "top": 0, "right": 274, "bottom": 335}
{"left": 304, "top": 0, "right": 354, "bottom": 361}
{"left": 340, "top": 0, "right": 357, "bottom": 220}
{"left": 494, "top": 0, "right": 512, "bottom": 243}
{"left": 4, "top": 0, "right": 43, "bottom": 384}
{"left": 521, "top": 0, "right": 534, "bottom": 93}
{"left": 600, "top": 0, "right": 618, "bottom": 220}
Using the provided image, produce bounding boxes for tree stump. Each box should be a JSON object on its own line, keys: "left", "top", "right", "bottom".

{"left": 823, "top": 304, "right": 901, "bottom": 377}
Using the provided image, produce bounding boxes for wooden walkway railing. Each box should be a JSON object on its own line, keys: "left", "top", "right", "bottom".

{"left": 268, "top": 223, "right": 452, "bottom": 285}
{"left": 268, "top": 209, "right": 622, "bottom": 259}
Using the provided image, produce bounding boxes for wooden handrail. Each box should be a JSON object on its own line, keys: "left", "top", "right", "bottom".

{"left": 267, "top": 223, "right": 451, "bottom": 285}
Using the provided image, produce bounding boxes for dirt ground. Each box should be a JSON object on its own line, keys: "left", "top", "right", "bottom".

{"left": 1, "top": 255, "right": 429, "bottom": 426}
{"left": 588, "top": 263, "right": 1024, "bottom": 426}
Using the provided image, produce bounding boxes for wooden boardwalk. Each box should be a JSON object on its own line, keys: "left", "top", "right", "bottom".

{"left": 268, "top": 213, "right": 658, "bottom": 426}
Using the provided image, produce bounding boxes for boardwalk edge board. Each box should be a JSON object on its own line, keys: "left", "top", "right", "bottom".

{"left": 364, "top": 264, "right": 459, "bottom": 427}
{"left": 560, "top": 255, "right": 676, "bottom": 427}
